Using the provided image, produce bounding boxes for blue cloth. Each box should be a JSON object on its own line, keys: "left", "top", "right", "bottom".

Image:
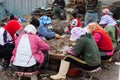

{"left": 37, "top": 25, "right": 56, "bottom": 40}
{"left": 39, "top": 15, "right": 52, "bottom": 26}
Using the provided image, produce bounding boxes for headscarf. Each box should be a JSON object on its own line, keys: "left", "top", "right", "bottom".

{"left": 70, "top": 18, "right": 82, "bottom": 29}
{"left": 70, "top": 27, "right": 86, "bottom": 41}
{"left": 39, "top": 15, "right": 52, "bottom": 26}
{"left": 3, "top": 20, "right": 22, "bottom": 41}
{"left": 86, "top": 22, "right": 104, "bottom": 33}
{"left": 24, "top": 24, "right": 37, "bottom": 34}
{"left": 102, "top": 8, "right": 110, "bottom": 15}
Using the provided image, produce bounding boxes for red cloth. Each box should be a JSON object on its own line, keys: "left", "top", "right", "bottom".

{"left": 3, "top": 20, "right": 22, "bottom": 41}
{"left": 70, "top": 18, "right": 82, "bottom": 29}
{"left": 92, "top": 30, "right": 113, "bottom": 51}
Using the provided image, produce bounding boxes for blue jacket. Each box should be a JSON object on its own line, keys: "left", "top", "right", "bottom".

{"left": 37, "top": 25, "right": 56, "bottom": 40}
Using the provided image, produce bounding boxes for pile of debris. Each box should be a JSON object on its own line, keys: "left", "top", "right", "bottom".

{"left": 46, "top": 34, "right": 71, "bottom": 54}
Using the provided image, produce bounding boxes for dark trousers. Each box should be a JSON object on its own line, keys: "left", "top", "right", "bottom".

{"left": 0, "top": 47, "right": 14, "bottom": 61}
{"left": 101, "top": 55, "right": 112, "bottom": 60}
{"left": 64, "top": 54, "right": 100, "bottom": 71}
{"left": 41, "top": 51, "right": 49, "bottom": 69}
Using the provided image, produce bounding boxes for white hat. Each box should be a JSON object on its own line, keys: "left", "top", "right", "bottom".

{"left": 24, "top": 24, "right": 37, "bottom": 34}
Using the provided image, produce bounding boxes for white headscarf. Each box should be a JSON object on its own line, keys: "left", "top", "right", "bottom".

{"left": 24, "top": 24, "right": 37, "bottom": 34}
{"left": 70, "top": 27, "right": 86, "bottom": 41}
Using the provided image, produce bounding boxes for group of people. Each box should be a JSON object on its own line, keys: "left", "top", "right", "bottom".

{"left": 50, "top": 22, "right": 115, "bottom": 79}
{"left": 0, "top": 0, "right": 119, "bottom": 80}
{"left": 50, "top": 0, "right": 120, "bottom": 80}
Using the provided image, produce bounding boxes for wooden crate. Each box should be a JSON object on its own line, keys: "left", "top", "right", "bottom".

{"left": 47, "top": 53, "right": 65, "bottom": 71}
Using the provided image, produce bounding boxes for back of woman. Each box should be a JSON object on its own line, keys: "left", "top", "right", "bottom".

{"left": 11, "top": 24, "right": 50, "bottom": 72}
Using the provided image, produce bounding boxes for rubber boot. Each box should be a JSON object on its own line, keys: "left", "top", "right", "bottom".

{"left": 50, "top": 60, "right": 70, "bottom": 80}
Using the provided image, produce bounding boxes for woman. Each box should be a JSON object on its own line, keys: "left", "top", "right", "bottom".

{"left": 10, "top": 23, "right": 50, "bottom": 72}
{"left": 99, "top": 8, "right": 118, "bottom": 49}
{"left": 50, "top": 27, "right": 101, "bottom": 80}
{"left": 64, "top": 14, "right": 82, "bottom": 34}
{"left": 84, "top": 0, "right": 98, "bottom": 26}
{"left": 0, "top": 20, "right": 22, "bottom": 70}
{"left": 85, "top": 22, "right": 114, "bottom": 60}
{"left": 52, "top": 0, "right": 66, "bottom": 20}
{"left": 37, "top": 15, "right": 62, "bottom": 40}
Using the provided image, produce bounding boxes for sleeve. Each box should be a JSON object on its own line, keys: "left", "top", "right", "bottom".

{"left": 36, "top": 36, "right": 50, "bottom": 52}
{"left": 93, "top": 33, "right": 101, "bottom": 44}
{"left": 72, "top": 38, "right": 85, "bottom": 55}
{"left": 66, "top": 47, "right": 77, "bottom": 56}
{"left": 37, "top": 26, "right": 56, "bottom": 39}
{"left": 99, "top": 15, "right": 108, "bottom": 25}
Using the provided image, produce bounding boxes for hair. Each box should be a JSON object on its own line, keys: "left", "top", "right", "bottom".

{"left": 30, "top": 18, "right": 40, "bottom": 28}
{"left": 0, "top": 22, "right": 5, "bottom": 27}
{"left": 10, "top": 14, "right": 15, "bottom": 20}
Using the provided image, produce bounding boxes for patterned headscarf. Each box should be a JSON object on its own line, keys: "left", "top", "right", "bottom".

{"left": 70, "top": 27, "right": 86, "bottom": 41}
{"left": 39, "top": 15, "right": 52, "bottom": 26}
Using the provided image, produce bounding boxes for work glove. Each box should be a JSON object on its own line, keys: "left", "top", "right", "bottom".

{"left": 55, "top": 34, "right": 62, "bottom": 39}
{"left": 68, "top": 42, "right": 75, "bottom": 47}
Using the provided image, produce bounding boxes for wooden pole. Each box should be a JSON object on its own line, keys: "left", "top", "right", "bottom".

{"left": 115, "top": 62, "right": 120, "bottom": 80}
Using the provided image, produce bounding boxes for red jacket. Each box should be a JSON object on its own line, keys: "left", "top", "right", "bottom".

{"left": 92, "top": 30, "right": 113, "bottom": 51}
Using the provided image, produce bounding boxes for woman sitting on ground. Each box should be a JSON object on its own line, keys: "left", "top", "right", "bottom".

{"left": 37, "top": 15, "right": 62, "bottom": 40}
